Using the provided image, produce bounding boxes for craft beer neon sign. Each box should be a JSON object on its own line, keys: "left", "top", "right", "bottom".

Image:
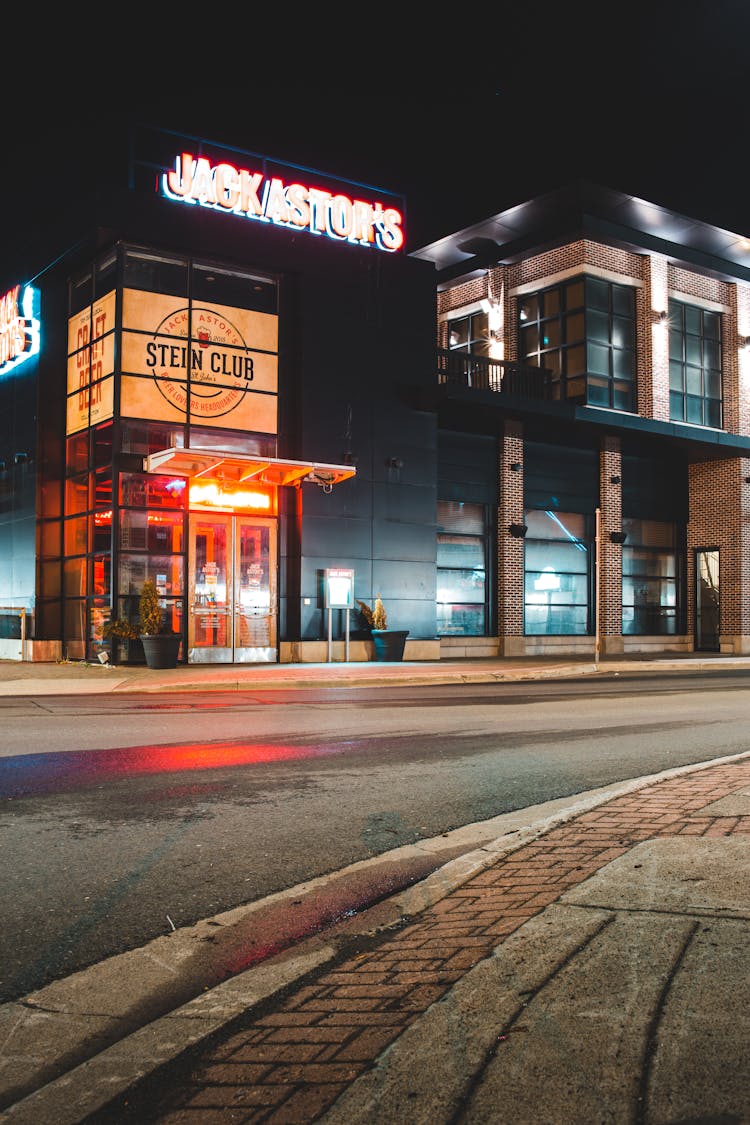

{"left": 0, "top": 285, "right": 40, "bottom": 375}
{"left": 163, "top": 153, "right": 404, "bottom": 253}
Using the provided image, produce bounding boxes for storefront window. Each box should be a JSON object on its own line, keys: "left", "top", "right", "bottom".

{"left": 120, "top": 473, "right": 187, "bottom": 508}
{"left": 622, "top": 519, "right": 678, "bottom": 634}
{"left": 524, "top": 510, "right": 590, "bottom": 634}
{"left": 119, "top": 509, "right": 184, "bottom": 555}
{"left": 437, "top": 501, "right": 487, "bottom": 635}
{"left": 118, "top": 553, "right": 184, "bottom": 596}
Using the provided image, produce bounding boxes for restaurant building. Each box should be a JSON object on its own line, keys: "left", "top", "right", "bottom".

{"left": 417, "top": 181, "right": 750, "bottom": 659}
{"left": 2, "top": 127, "right": 750, "bottom": 664}
{"left": 0, "top": 123, "right": 438, "bottom": 664}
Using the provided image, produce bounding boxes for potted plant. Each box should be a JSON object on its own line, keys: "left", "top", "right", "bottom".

{"left": 104, "top": 579, "right": 182, "bottom": 669}
{"left": 356, "top": 595, "right": 409, "bottom": 662}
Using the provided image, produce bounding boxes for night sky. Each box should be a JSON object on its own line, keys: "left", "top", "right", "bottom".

{"left": 6, "top": 4, "right": 750, "bottom": 264}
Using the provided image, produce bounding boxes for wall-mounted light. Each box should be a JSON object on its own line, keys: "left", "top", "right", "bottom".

{"left": 744, "top": 476, "right": 750, "bottom": 484}
{"left": 741, "top": 336, "right": 750, "bottom": 351}
{"left": 610, "top": 475, "right": 621, "bottom": 485}
{"left": 610, "top": 531, "right": 627, "bottom": 545}
{"left": 386, "top": 457, "right": 404, "bottom": 470}
{"left": 510, "top": 462, "right": 521, "bottom": 472}
{"left": 658, "top": 310, "right": 669, "bottom": 324}
{"left": 509, "top": 523, "right": 528, "bottom": 538}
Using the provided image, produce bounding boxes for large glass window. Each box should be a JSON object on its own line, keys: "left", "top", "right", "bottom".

{"left": 524, "top": 510, "right": 590, "bottom": 634}
{"left": 622, "top": 519, "right": 678, "bottom": 635}
{"left": 519, "top": 275, "right": 635, "bottom": 409}
{"left": 668, "top": 300, "right": 722, "bottom": 427}
{"left": 437, "top": 501, "right": 487, "bottom": 635}
{"left": 447, "top": 311, "right": 490, "bottom": 357}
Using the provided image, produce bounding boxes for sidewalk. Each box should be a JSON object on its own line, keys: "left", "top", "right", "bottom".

{"left": 2, "top": 655, "right": 750, "bottom": 1123}
{"left": 3, "top": 648, "right": 750, "bottom": 695}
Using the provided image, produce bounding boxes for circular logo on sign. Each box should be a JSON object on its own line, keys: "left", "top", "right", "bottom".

{"left": 150, "top": 306, "right": 254, "bottom": 419}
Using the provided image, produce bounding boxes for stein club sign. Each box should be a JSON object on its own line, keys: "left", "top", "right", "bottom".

{"left": 163, "top": 152, "right": 404, "bottom": 253}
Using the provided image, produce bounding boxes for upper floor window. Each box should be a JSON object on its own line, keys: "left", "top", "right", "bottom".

{"left": 448, "top": 310, "right": 490, "bottom": 357}
{"left": 518, "top": 275, "right": 635, "bottom": 410}
{"left": 668, "top": 299, "right": 722, "bottom": 428}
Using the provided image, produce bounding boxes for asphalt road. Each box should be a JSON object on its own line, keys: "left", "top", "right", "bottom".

{"left": 2, "top": 672, "right": 750, "bottom": 1004}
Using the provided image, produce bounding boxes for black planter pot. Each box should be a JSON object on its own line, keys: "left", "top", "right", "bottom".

{"left": 371, "top": 629, "right": 409, "bottom": 662}
{"left": 140, "top": 633, "right": 181, "bottom": 669}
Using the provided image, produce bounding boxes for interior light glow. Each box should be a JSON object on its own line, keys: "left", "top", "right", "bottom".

{"left": 189, "top": 481, "right": 272, "bottom": 511}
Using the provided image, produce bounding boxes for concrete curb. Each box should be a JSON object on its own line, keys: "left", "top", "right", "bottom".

{"left": 4, "top": 750, "right": 749, "bottom": 1124}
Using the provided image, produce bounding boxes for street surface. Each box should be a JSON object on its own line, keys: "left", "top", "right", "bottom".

{"left": 2, "top": 672, "right": 749, "bottom": 1005}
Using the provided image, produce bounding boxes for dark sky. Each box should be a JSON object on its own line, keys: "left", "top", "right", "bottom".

{"left": 6, "top": 3, "right": 750, "bottom": 261}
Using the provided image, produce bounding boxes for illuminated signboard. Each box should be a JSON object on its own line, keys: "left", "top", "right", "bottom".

{"left": 163, "top": 152, "right": 404, "bottom": 253}
{"left": 189, "top": 481, "right": 274, "bottom": 513}
{"left": 0, "top": 285, "right": 40, "bottom": 375}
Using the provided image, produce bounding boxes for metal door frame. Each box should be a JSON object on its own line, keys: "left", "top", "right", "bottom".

{"left": 188, "top": 512, "right": 277, "bottom": 663}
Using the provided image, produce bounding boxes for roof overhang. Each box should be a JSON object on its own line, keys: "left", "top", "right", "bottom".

{"left": 143, "top": 448, "right": 356, "bottom": 488}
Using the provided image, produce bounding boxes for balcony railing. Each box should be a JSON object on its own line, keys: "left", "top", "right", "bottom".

{"left": 437, "top": 348, "right": 551, "bottom": 399}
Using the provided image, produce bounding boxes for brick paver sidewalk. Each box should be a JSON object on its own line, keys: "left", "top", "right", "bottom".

{"left": 96, "top": 757, "right": 750, "bottom": 1124}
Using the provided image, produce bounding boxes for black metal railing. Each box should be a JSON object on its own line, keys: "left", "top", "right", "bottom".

{"left": 437, "top": 349, "right": 551, "bottom": 399}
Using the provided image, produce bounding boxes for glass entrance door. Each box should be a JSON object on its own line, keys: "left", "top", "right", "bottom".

{"left": 695, "top": 549, "right": 719, "bottom": 652}
{"left": 188, "top": 513, "right": 277, "bottom": 662}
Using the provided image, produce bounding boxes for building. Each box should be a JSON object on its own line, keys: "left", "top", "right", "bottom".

{"left": 416, "top": 181, "right": 750, "bottom": 659}
{"left": 2, "top": 129, "right": 749, "bottom": 665}
{"left": 0, "top": 123, "right": 439, "bottom": 664}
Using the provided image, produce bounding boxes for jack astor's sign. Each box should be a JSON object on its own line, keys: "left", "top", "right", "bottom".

{"left": 163, "top": 152, "right": 404, "bottom": 253}
{"left": 0, "top": 285, "right": 40, "bottom": 375}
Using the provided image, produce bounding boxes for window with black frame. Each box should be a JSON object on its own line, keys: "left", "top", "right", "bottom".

{"left": 668, "top": 299, "right": 722, "bottom": 427}
{"left": 622, "top": 519, "right": 678, "bottom": 635}
{"left": 518, "top": 275, "right": 635, "bottom": 409}
{"left": 447, "top": 311, "right": 490, "bottom": 356}
{"left": 524, "top": 510, "right": 590, "bottom": 634}
{"left": 437, "top": 501, "right": 487, "bottom": 635}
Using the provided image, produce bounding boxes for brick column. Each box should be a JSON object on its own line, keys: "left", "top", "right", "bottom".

{"left": 598, "top": 437, "right": 624, "bottom": 654}
{"left": 498, "top": 420, "right": 525, "bottom": 655}
{"left": 645, "top": 256, "right": 670, "bottom": 422}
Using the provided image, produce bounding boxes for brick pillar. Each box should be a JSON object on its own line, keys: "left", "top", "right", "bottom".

{"left": 598, "top": 437, "right": 624, "bottom": 654}
{"left": 734, "top": 283, "right": 750, "bottom": 437}
{"left": 688, "top": 459, "right": 750, "bottom": 653}
{"left": 498, "top": 420, "right": 525, "bottom": 655}
{"left": 645, "top": 256, "right": 670, "bottom": 422}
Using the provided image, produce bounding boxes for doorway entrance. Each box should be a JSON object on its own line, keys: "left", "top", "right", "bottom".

{"left": 188, "top": 513, "right": 277, "bottom": 662}
{"left": 695, "top": 548, "right": 719, "bottom": 652}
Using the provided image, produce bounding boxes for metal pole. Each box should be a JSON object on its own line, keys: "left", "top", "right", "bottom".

{"left": 327, "top": 607, "right": 332, "bottom": 663}
{"left": 595, "top": 507, "right": 601, "bottom": 667}
{"left": 345, "top": 607, "right": 350, "bottom": 663}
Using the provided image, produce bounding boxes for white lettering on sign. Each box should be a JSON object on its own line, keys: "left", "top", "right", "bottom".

{"left": 0, "top": 285, "right": 40, "bottom": 375}
{"left": 163, "top": 153, "right": 404, "bottom": 253}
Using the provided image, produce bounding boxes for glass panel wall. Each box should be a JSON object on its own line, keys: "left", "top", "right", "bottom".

{"left": 622, "top": 519, "right": 678, "bottom": 634}
{"left": 524, "top": 510, "right": 590, "bottom": 634}
{"left": 437, "top": 501, "right": 487, "bottom": 635}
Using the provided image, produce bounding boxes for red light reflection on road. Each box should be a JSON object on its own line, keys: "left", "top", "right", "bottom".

{"left": 1, "top": 740, "right": 335, "bottom": 799}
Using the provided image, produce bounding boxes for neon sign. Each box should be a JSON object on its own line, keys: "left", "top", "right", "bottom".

{"left": 0, "top": 285, "right": 40, "bottom": 375}
{"left": 163, "top": 153, "right": 404, "bottom": 253}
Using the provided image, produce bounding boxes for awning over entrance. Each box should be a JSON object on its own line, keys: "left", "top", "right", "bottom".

{"left": 143, "top": 448, "right": 357, "bottom": 489}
